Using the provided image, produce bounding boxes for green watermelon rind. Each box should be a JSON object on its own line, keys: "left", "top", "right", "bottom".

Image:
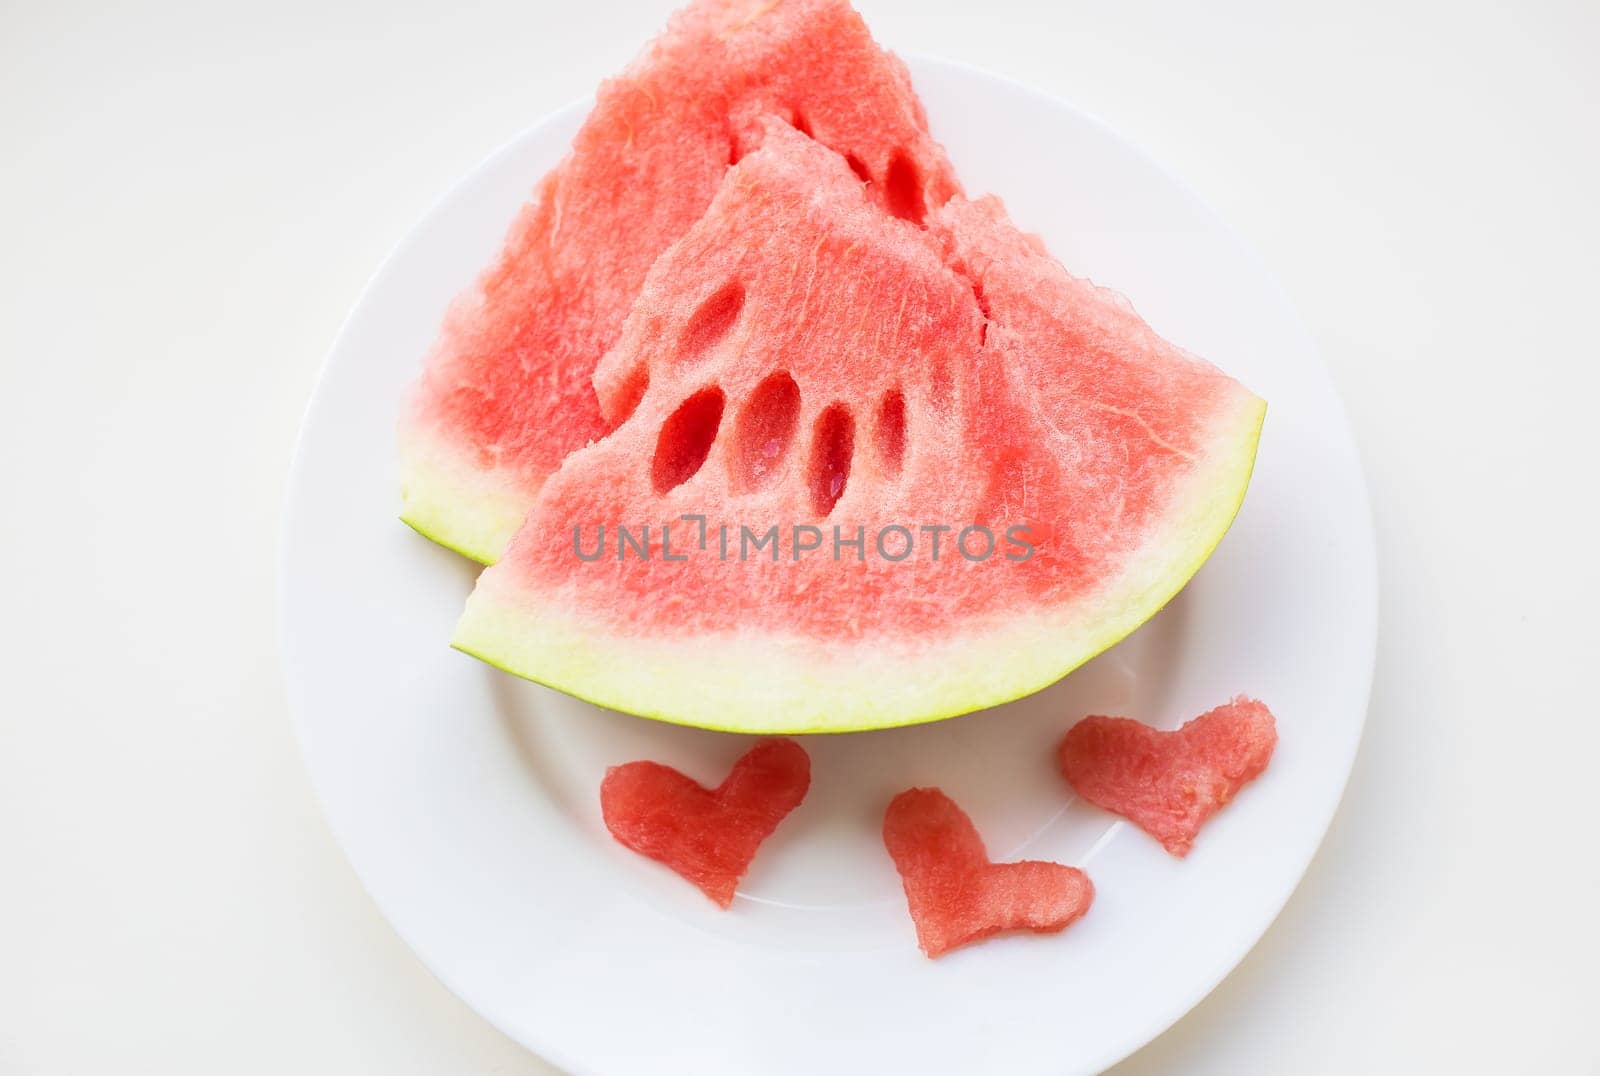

{"left": 399, "top": 429, "right": 527, "bottom": 566}
{"left": 450, "top": 394, "right": 1265, "bottom": 734}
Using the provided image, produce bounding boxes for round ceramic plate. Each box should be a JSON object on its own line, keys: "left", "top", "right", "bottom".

{"left": 281, "top": 56, "right": 1376, "bottom": 1076}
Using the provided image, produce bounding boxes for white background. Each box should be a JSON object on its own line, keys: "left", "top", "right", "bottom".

{"left": 2, "top": 0, "right": 1596, "bottom": 1072}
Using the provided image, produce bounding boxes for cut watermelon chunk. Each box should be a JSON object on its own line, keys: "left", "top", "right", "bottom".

{"left": 451, "top": 123, "right": 1264, "bottom": 732}
{"left": 400, "top": 0, "right": 959, "bottom": 564}
{"left": 1058, "top": 697, "right": 1278, "bottom": 856}
{"left": 600, "top": 738, "right": 810, "bottom": 907}
{"left": 883, "top": 788, "right": 1094, "bottom": 958}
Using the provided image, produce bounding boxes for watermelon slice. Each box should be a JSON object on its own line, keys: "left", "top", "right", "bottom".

{"left": 600, "top": 738, "right": 811, "bottom": 907}
{"left": 883, "top": 788, "right": 1094, "bottom": 958}
{"left": 1058, "top": 697, "right": 1278, "bottom": 856}
{"left": 450, "top": 123, "right": 1265, "bottom": 732}
{"left": 399, "top": 0, "right": 959, "bottom": 564}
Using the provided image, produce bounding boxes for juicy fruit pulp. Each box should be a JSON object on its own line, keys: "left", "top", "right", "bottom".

{"left": 1058, "top": 697, "right": 1278, "bottom": 856}
{"left": 452, "top": 123, "right": 1265, "bottom": 732}
{"left": 399, "top": 0, "right": 959, "bottom": 564}
{"left": 600, "top": 738, "right": 811, "bottom": 906}
{"left": 883, "top": 788, "right": 1094, "bottom": 957}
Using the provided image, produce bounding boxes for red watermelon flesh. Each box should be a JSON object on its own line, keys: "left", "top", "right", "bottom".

{"left": 400, "top": 0, "right": 960, "bottom": 564}
{"left": 883, "top": 788, "right": 1094, "bottom": 958}
{"left": 600, "top": 738, "right": 810, "bottom": 907}
{"left": 452, "top": 123, "right": 1266, "bottom": 733}
{"left": 1058, "top": 697, "right": 1277, "bottom": 856}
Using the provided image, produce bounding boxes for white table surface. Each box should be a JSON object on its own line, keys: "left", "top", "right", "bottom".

{"left": 3, "top": 0, "right": 1596, "bottom": 1072}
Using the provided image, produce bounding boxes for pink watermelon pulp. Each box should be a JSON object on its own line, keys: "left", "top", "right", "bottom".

{"left": 883, "top": 787, "right": 1095, "bottom": 957}
{"left": 451, "top": 124, "right": 1265, "bottom": 732}
{"left": 399, "top": 0, "right": 959, "bottom": 564}
{"left": 600, "top": 738, "right": 811, "bottom": 907}
{"left": 1058, "top": 697, "right": 1278, "bottom": 856}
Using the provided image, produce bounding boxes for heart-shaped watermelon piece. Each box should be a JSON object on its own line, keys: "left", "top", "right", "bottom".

{"left": 1057, "top": 696, "right": 1277, "bottom": 856}
{"left": 883, "top": 787, "right": 1095, "bottom": 958}
{"left": 600, "top": 738, "right": 811, "bottom": 907}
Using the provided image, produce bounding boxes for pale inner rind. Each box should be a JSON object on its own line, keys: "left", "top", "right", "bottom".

{"left": 399, "top": 425, "right": 529, "bottom": 566}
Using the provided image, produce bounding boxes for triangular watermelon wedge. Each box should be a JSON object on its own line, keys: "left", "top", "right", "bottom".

{"left": 453, "top": 124, "right": 1265, "bottom": 733}
{"left": 400, "top": 0, "right": 959, "bottom": 564}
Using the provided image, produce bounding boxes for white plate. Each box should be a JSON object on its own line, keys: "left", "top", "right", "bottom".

{"left": 281, "top": 56, "right": 1376, "bottom": 1076}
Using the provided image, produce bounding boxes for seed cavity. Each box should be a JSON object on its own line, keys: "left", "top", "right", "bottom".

{"left": 726, "top": 117, "right": 746, "bottom": 166}
{"left": 609, "top": 364, "right": 649, "bottom": 428}
{"left": 732, "top": 371, "right": 801, "bottom": 493}
{"left": 971, "top": 279, "right": 992, "bottom": 346}
{"left": 873, "top": 389, "right": 906, "bottom": 476}
{"left": 883, "top": 150, "right": 925, "bottom": 224}
{"left": 679, "top": 282, "right": 745, "bottom": 364}
{"left": 845, "top": 153, "right": 873, "bottom": 184}
{"left": 652, "top": 386, "right": 724, "bottom": 494}
{"left": 789, "top": 110, "right": 813, "bottom": 139}
{"left": 807, "top": 403, "right": 855, "bottom": 517}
